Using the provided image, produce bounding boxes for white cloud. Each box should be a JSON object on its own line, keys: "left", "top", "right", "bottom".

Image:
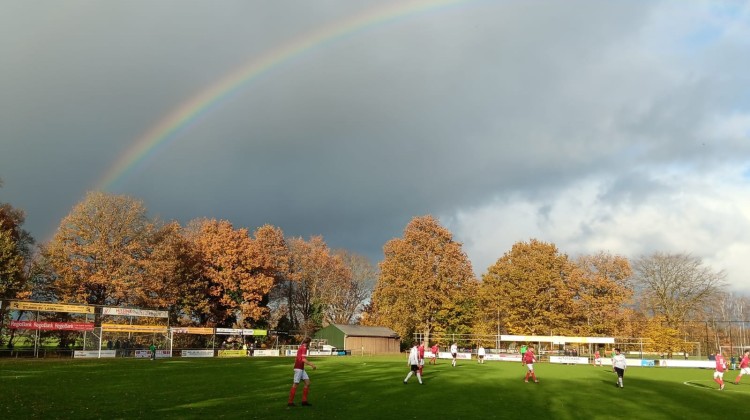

{"left": 448, "top": 164, "right": 750, "bottom": 294}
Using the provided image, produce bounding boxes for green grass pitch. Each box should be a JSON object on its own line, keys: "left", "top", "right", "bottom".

{"left": 1, "top": 356, "right": 748, "bottom": 419}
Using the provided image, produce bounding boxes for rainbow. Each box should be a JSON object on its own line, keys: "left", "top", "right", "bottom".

{"left": 96, "top": 0, "right": 477, "bottom": 191}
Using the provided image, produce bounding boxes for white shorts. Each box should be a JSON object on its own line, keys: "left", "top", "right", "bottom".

{"left": 293, "top": 368, "right": 310, "bottom": 384}
{"left": 713, "top": 371, "right": 724, "bottom": 379}
{"left": 526, "top": 363, "right": 534, "bottom": 372}
{"left": 740, "top": 367, "right": 750, "bottom": 375}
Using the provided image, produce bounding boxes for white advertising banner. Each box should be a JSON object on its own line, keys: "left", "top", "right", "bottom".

{"left": 74, "top": 350, "right": 117, "bottom": 359}
{"left": 660, "top": 360, "right": 715, "bottom": 368}
{"left": 134, "top": 350, "right": 171, "bottom": 358}
{"left": 252, "top": 349, "right": 280, "bottom": 357}
{"left": 438, "top": 351, "right": 472, "bottom": 360}
{"left": 102, "top": 307, "right": 168, "bottom": 318}
{"left": 550, "top": 356, "right": 590, "bottom": 365}
{"left": 215, "top": 328, "right": 267, "bottom": 336}
{"left": 501, "top": 335, "right": 614, "bottom": 344}
{"left": 484, "top": 354, "right": 523, "bottom": 362}
{"left": 181, "top": 349, "right": 215, "bottom": 358}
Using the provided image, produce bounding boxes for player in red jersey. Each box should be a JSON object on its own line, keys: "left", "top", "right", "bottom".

{"left": 430, "top": 344, "right": 439, "bottom": 365}
{"left": 594, "top": 350, "right": 602, "bottom": 367}
{"left": 288, "top": 337, "right": 317, "bottom": 407}
{"left": 417, "top": 340, "right": 426, "bottom": 376}
{"left": 523, "top": 346, "right": 538, "bottom": 383}
{"left": 714, "top": 351, "right": 727, "bottom": 390}
{"left": 734, "top": 349, "right": 749, "bottom": 385}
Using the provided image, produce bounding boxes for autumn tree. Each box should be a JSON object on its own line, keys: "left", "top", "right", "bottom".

{"left": 329, "top": 250, "right": 376, "bottom": 324}
{"left": 1, "top": 179, "right": 35, "bottom": 345}
{"left": 368, "top": 215, "right": 478, "bottom": 345}
{"left": 40, "top": 191, "right": 174, "bottom": 308}
{"left": 0, "top": 178, "right": 34, "bottom": 301}
{"left": 632, "top": 252, "right": 726, "bottom": 328}
{"left": 278, "top": 236, "right": 350, "bottom": 337}
{"left": 183, "top": 219, "right": 283, "bottom": 327}
{"left": 642, "top": 316, "right": 684, "bottom": 357}
{"left": 574, "top": 251, "right": 633, "bottom": 335}
{"left": 479, "top": 239, "right": 580, "bottom": 336}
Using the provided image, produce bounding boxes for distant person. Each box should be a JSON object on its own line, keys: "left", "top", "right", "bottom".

{"left": 613, "top": 348, "right": 627, "bottom": 388}
{"left": 523, "top": 346, "right": 538, "bottom": 383}
{"left": 714, "top": 351, "right": 727, "bottom": 390}
{"left": 417, "top": 340, "right": 426, "bottom": 376}
{"left": 150, "top": 343, "right": 156, "bottom": 360}
{"left": 734, "top": 349, "right": 749, "bottom": 385}
{"left": 404, "top": 341, "right": 423, "bottom": 384}
{"left": 107, "top": 340, "right": 113, "bottom": 350}
{"left": 520, "top": 344, "right": 528, "bottom": 365}
{"left": 288, "top": 337, "right": 317, "bottom": 407}
{"left": 430, "top": 343, "right": 439, "bottom": 365}
{"left": 594, "top": 350, "right": 602, "bottom": 367}
{"left": 477, "top": 345, "right": 486, "bottom": 364}
{"left": 450, "top": 342, "right": 458, "bottom": 367}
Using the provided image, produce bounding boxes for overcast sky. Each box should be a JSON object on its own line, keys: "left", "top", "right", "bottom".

{"left": 2, "top": 0, "right": 749, "bottom": 294}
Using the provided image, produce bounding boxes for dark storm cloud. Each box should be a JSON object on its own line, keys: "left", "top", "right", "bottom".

{"left": 2, "top": 1, "right": 749, "bottom": 291}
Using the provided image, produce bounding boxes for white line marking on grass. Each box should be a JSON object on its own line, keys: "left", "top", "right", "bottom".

{"left": 683, "top": 380, "right": 741, "bottom": 393}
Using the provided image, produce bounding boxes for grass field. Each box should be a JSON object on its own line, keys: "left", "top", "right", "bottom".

{"left": 1, "top": 355, "right": 748, "bottom": 419}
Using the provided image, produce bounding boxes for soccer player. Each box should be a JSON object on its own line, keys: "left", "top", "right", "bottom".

{"left": 430, "top": 343, "right": 439, "bottom": 365}
{"left": 520, "top": 344, "right": 527, "bottom": 365}
{"left": 477, "top": 345, "right": 485, "bottom": 364}
{"left": 613, "top": 348, "right": 626, "bottom": 388}
{"left": 734, "top": 349, "right": 749, "bottom": 384}
{"left": 417, "top": 340, "right": 426, "bottom": 376}
{"left": 523, "top": 346, "right": 538, "bottom": 383}
{"left": 404, "top": 342, "right": 423, "bottom": 384}
{"left": 288, "top": 337, "right": 317, "bottom": 407}
{"left": 714, "top": 351, "right": 727, "bottom": 390}
{"left": 450, "top": 342, "right": 458, "bottom": 367}
{"left": 594, "top": 349, "right": 601, "bottom": 367}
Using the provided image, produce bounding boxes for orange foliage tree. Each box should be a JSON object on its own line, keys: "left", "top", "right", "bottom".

{"left": 183, "top": 219, "right": 285, "bottom": 327}
{"left": 41, "top": 191, "right": 178, "bottom": 309}
{"left": 329, "top": 250, "right": 376, "bottom": 324}
{"left": 479, "top": 239, "right": 580, "bottom": 336}
{"left": 368, "top": 215, "right": 478, "bottom": 345}
{"left": 278, "top": 236, "right": 350, "bottom": 337}
{"left": 574, "top": 251, "right": 633, "bottom": 336}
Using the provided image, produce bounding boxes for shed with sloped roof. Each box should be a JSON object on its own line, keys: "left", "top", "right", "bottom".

{"left": 314, "top": 324, "right": 400, "bottom": 354}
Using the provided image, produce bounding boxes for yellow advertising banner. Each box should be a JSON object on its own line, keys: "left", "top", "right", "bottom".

{"left": 217, "top": 350, "right": 247, "bottom": 358}
{"left": 101, "top": 324, "right": 168, "bottom": 333}
{"left": 9, "top": 301, "right": 95, "bottom": 314}
{"left": 171, "top": 327, "right": 214, "bottom": 335}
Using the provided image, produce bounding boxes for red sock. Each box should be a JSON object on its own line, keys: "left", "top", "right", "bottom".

{"left": 302, "top": 386, "right": 309, "bottom": 402}
{"left": 735, "top": 376, "right": 741, "bottom": 383}
{"left": 532, "top": 372, "right": 537, "bottom": 381}
{"left": 288, "top": 387, "right": 297, "bottom": 403}
{"left": 524, "top": 372, "right": 530, "bottom": 381}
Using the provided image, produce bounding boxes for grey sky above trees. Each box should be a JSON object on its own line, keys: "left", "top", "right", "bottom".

{"left": 2, "top": 1, "right": 749, "bottom": 293}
